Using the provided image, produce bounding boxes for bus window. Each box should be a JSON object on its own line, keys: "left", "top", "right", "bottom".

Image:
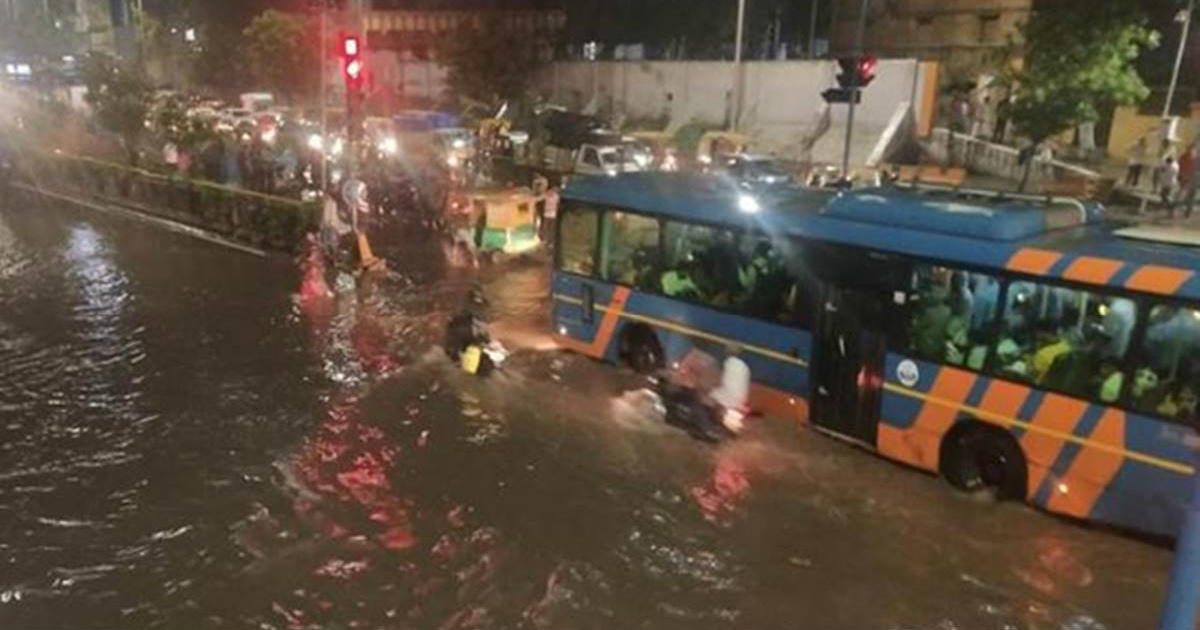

{"left": 600, "top": 211, "right": 660, "bottom": 290}
{"left": 992, "top": 281, "right": 1132, "bottom": 402}
{"left": 662, "top": 221, "right": 735, "bottom": 304}
{"left": 906, "top": 266, "right": 1000, "bottom": 370}
{"left": 1130, "top": 303, "right": 1200, "bottom": 422}
{"left": 737, "top": 237, "right": 812, "bottom": 326}
{"left": 558, "top": 205, "right": 599, "bottom": 276}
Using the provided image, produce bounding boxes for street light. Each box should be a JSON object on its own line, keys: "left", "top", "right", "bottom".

{"left": 1163, "top": 0, "right": 1193, "bottom": 127}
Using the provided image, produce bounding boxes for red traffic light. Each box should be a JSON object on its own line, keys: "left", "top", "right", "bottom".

{"left": 342, "top": 35, "right": 364, "bottom": 88}
{"left": 857, "top": 54, "right": 877, "bottom": 87}
{"left": 835, "top": 54, "right": 877, "bottom": 89}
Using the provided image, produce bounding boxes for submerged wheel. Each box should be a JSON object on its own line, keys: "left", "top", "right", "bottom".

{"left": 941, "top": 425, "right": 1027, "bottom": 501}
{"left": 620, "top": 326, "right": 663, "bottom": 374}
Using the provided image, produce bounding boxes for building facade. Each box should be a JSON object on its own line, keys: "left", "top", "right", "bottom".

{"left": 357, "top": 1, "right": 565, "bottom": 108}
{"left": 830, "top": 0, "right": 1031, "bottom": 73}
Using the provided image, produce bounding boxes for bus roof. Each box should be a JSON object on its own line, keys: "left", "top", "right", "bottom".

{"left": 562, "top": 172, "right": 1200, "bottom": 301}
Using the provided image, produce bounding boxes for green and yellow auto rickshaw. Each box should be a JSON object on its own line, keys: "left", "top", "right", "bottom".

{"left": 470, "top": 188, "right": 541, "bottom": 255}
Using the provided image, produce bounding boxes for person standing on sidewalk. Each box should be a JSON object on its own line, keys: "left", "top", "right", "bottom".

{"left": 1126, "top": 136, "right": 1150, "bottom": 188}
{"left": 1161, "top": 156, "right": 1181, "bottom": 215}
{"left": 1180, "top": 142, "right": 1199, "bottom": 219}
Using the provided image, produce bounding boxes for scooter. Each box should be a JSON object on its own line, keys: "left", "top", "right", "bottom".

{"left": 654, "top": 380, "right": 737, "bottom": 443}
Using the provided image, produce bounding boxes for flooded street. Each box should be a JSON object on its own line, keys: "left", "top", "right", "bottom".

{"left": 0, "top": 196, "right": 1175, "bottom": 629}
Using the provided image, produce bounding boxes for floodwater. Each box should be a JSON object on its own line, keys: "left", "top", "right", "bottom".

{"left": 0, "top": 196, "right": 1175, "bottom": 629}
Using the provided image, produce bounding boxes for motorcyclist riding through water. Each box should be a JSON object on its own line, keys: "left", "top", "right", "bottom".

{"left": 654, "top": 348, "right": 751, "bottom": 443}
{"left": 444, "top": 286, "right": 507, "bottom": 375}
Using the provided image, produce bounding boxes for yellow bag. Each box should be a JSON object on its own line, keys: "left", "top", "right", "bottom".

{"left": 461, "top": 345, "right": 483, "bottom": 374}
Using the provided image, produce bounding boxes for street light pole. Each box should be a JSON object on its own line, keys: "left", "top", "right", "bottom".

{"left": 319, "top": 0, "right": 328, "bottom": 191}
{"left": 840, "top": 0, "right": 869, "bottom": 180}
{"left": 731, "top": 0, "right": 746, "bottom": 131}
{"left": 808, "top": 0, "right": 820, "bottom": 58}
{"left": 1164, "top": 0, "right": 1193, "bottom": 121}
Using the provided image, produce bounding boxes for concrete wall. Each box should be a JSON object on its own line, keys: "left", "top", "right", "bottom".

{"left": 537, "top": 58, "right": 932, "bottom": 166}
{"left": 364, "top": 55, "right": 935, "bottom": 167}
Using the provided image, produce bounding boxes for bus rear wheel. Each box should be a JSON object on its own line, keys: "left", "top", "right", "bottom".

{"left": 620, "top": 325, "right": 663, "bottom": 374}
{"left": 941, "top": 425, "right": 1027, "bottom": 501}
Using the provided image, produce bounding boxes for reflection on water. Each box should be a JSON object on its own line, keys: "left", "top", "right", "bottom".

{"left": 0, "top": 197, "right": 1176, "bottom": 629}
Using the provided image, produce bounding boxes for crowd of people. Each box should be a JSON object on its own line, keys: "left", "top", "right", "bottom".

{"left": 1125, "top": 135, "right": 1200, "bottom": 219}
{"left": 908, "top": 266, "right": 1200, "bottom": 422}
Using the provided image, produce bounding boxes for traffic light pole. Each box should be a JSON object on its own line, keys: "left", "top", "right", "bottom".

{"left": 841, "top": 0, "right": 869, "bottom": 180}
{"left": 319, "top": 0, "right": 328, "bottom": 191}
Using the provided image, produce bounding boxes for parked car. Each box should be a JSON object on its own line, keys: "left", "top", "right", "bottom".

{"left": 719, "top": 154, "right": 794, "bottom": 187}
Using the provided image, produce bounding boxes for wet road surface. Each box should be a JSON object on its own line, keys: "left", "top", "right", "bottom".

{"left": 0, "top": 196, "right": 1175, "bottom": 629}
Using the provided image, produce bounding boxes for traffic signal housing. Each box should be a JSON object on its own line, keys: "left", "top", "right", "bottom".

{"left": 342, "top": 35, "right": 363, "bottom": 91}
{"left": 823, "top": 54, "right": 877, "bottom": 103}
{"left": 835, "top": 54, "right": 877, "bottom": 89}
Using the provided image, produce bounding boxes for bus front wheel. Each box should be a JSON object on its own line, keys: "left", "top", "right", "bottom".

{"left": 941, "top": 424, "right": 1027, "bottom": 502}
{"left": 620, "top": 325, "right": 663, "bottom": 374}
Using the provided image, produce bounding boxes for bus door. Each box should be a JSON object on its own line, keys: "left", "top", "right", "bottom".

{"left": 812, "top": 285, "right": 887, "bottom": 444}
{"left": 807, "top": 246, "right": 906, "bottom": 446}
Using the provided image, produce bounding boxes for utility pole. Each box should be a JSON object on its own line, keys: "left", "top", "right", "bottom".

{"left": 840, "top": 0, "right": 869, "bottom": 180}
{"left": 1163, "top": 0, "right": 1193, "bottom": 122}
{"left": 318, "top": 0, "right": 328, "bottom": 191}
{"left": 808, "top": 0, "right": 819, "bottom": 58}
{"left": 731, "top": 0, "right": 747, "bottom": 131}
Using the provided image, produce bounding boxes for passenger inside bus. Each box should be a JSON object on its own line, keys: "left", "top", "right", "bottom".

{"left": 1128, "top": 304, "right": 1200, "bottom": 421}
{"left": 908, "top": 266, "right": 989, "bottom": 370}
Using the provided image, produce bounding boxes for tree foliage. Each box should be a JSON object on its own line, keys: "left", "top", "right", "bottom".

{"left": 151, "top": 94, "right": 217, "bottom": 155}
{"left": 436, "top": 13, "right": 548, "bottom": 107}
{"left": 1005, "top": 0, "right": 1158, "bottom": 147}
{"left": 242, "top": 9, "right": 317, "bottom": 103}
{"left": 82, "top": 53, "right": 153, "bottom": 166}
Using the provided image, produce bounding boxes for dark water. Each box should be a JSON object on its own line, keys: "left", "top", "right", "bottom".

{"left": 0, "top": 197, "right": 1174, "bottom": 629}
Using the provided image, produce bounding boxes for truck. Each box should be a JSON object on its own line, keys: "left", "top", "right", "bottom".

{"left": 494, "top": 109, "right": 644, "bottom": 183}
{"left": 239, "top": 92, "right": 275, "bottom": 113}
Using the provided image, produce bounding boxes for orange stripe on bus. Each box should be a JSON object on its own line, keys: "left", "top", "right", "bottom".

{"left": 975, "top": 380, "right": 1029, "bottom": 429}
{"left": 748, "top": 383, "right": 809, "bottom": 425}
{"left": 876, "top": 423, "right": 931, "bottom": 470}
{"left": 1020, "top": 393, "right": 1089, "bottom": 500}
{"left": 1006, "top": 248, "right": 1062, "bottom": 275}
{"left": 1124, "top": 265, "right": 1194, "bottom": 295}
{"left": 1061, "top": 256, "right": 1124, "bottom": 285}
{"left": 1046, "top": 409, "right": 1126, "bottom": 518}
{"left": 555, "top": 287, "right": 630, "bottom": 359}
{"left": 910, "top": 368, "right": 976, "bottom": 470}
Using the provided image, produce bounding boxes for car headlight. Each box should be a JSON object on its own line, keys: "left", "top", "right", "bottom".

{"left": 307, "top": 134, "right": 324, "bottom": 151}
{"left": 379, "top": 137, "right": 398, "bottom": 155}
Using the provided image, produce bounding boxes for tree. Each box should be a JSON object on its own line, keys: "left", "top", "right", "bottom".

{"left": 150, "top": 93, "right": 217, "bottom": 161}
{"left": 1004, "top": 0, "right": 1159, "bottom": 190}
{"left": 242, "top": 9, "right": 317, "bottom": 104}
{"left": 436, "top": 13, "right": 549, "bottom": 108}
{"left": 82, "top": 53, "right": 153, "bottom": 167}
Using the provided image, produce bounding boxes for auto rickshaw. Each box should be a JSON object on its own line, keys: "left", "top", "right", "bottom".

{"left": 696, "top": 131, "right": 751, "bottom": 169}
{"left": 469, "top": 188, "right": 541, "bottom": 255}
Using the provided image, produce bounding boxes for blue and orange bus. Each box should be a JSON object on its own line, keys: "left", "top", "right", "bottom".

{"left": 552, "top": 172, "right": 1200, "bottom": 538}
